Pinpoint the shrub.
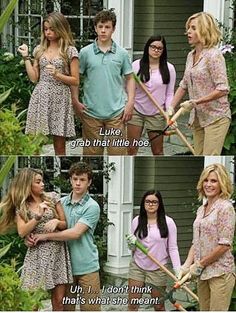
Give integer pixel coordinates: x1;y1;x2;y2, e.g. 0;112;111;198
222;24;236;154
0;244;46;311
0;262;46;310
0;49;33;112
0;106;47;155
0;233;27;270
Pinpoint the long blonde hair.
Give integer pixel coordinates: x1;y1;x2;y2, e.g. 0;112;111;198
0;168;57;234
197;163;233;200
186;12;222;48
34;12;74;67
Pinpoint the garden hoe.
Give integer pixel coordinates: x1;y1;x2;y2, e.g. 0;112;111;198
126;234;199;311
133;73;195;155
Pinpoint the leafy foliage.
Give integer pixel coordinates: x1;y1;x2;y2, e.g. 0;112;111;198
0;262;46;311
0;105;47;155
222;24;236;154
0;49;34;112
0;243;46;311
0;233;27;270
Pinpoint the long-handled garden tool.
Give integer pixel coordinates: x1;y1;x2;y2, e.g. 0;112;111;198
133;73;195;155
126;234;199;305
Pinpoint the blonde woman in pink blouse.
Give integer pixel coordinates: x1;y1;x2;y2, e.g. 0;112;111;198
178;163;235;311
169;12;231;155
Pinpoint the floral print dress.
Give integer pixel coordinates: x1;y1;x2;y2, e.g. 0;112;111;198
25;46;78;137
19;192;73;290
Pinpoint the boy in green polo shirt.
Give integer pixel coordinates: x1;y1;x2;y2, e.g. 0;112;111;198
72;9;135;155
34;162;101;311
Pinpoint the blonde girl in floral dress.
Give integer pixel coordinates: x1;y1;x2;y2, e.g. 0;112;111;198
0;168;73;311
169;12;231;155
177;163;235;311
18;12;79;155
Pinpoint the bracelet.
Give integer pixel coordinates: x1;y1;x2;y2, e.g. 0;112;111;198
34;214;42;221
23;56;31;61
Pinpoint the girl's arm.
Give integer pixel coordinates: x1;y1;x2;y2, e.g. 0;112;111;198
43;201;67;232
16;202;49;238
170;86;187;109
16;213;41;238
54;201;67;230
183;244;195;268
18;44;39;83
24;59;39;83
167;219;181;270
165;64;176;110
48;57;79;86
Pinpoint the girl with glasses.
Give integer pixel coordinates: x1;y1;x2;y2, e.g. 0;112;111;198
127;190;181;311
127;35;176;155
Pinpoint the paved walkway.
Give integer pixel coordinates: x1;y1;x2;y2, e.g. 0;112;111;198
42;114;193;156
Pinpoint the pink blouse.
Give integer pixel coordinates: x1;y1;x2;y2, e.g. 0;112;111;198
133;59;176;115
193;198;235;280
131;215;181;271
179;47;231;127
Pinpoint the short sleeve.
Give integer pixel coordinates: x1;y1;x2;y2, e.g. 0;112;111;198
67;46;79;61
79;48;86;74
77;203;100;229
217;203;235;245
32;45;40;57
131;216;139;233
179;52;191;90
121;51;133;76
46;191;60;205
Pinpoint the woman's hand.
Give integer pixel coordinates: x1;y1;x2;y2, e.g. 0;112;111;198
18;44;29;57
176;265;190;280
24;233;35;247
189;260;204;277
38;201;50;218
45;64;59;77
44;219;59;232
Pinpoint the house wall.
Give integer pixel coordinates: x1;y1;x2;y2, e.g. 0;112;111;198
133;0;204;83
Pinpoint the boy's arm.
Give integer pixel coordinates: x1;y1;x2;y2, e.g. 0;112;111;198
122;73;135;122
34;222;89;242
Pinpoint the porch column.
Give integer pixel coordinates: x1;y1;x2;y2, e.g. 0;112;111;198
203;0;234;29
106;0;134;56
204;156;234;181
105;156;134;275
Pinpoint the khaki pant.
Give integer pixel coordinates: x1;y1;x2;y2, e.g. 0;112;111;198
193;117;230;155
197;273;235;311
81;113;127;155
64;271;101;311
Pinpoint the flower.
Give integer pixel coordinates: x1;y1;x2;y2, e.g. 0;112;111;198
219;44;234;54
3;52;14;61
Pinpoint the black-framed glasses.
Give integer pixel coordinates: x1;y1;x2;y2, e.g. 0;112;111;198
145;200;159;205
149;45;163;52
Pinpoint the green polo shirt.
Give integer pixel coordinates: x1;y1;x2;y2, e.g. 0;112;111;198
79;40;133;119
61;192;100;275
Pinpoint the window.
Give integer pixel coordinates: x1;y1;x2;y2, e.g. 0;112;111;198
15;156;106;199
2;0;106;52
